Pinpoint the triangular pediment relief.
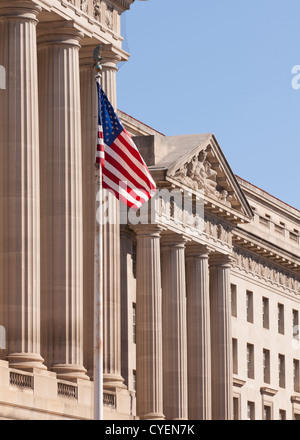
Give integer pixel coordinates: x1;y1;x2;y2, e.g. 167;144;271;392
163;134;253;221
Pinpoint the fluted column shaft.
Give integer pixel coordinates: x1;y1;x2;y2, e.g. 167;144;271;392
101;45;124;390
134;226;164;420
0;1;45;371
161;234;188;420
209;254;233;420
38;23;88;381
80;45;98;379
186;245;212;420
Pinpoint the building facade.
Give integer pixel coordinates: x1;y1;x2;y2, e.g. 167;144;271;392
0;0;300;420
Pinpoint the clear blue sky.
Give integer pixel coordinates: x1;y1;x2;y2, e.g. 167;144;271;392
117;0;300;210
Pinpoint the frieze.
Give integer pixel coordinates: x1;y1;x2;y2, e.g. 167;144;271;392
204;216;232;244
64;0;117;29
233;248;300;295
157;192;232;244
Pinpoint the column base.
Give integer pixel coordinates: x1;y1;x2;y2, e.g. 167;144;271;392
7;352;46;372
103;373;126;391
139;412;165;420
52;364;90;382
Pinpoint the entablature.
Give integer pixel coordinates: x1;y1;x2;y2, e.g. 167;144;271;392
31;0;132;58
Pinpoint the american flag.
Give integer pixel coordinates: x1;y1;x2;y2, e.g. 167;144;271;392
95;80;156;210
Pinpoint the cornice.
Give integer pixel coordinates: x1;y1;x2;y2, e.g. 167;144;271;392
233;227;300;273
108;0;135;11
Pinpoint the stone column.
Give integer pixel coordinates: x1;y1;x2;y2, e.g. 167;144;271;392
0;0;45;371
38;22;88;381
186;244;212;420
101;44;121;108
209;253;233;420
101;44;124;390
79;44;97;379
133;225;164;420
161;234;188;420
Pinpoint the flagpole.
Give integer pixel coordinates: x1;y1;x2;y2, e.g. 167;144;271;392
93;45;103;421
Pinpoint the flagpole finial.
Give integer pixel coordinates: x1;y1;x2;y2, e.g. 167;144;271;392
93;44;103;77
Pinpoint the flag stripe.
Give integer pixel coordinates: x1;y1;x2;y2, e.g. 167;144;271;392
96;84;156;209
113;136;156;192
104;140;155;194
103;153;152;201
102;173;147;209
103;166;149;205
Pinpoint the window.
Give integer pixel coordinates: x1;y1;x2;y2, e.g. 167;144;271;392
293;310;299;340
262;297;269;329
263;349;270;384
231;284;237;317
246;290;253;323
278;303;284;334
247;401;255;420
279;409;286;420
132;243;137;278
233;397;240;420
132;303;136;344
132;370;136;392
294;359;300;392
232;338;238;374
279;354;285;388
247;343;254;379
263;405;272;420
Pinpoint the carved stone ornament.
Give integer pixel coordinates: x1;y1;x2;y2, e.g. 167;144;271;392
105;6;114;29
172;148;233;207
80;0;89;13
233;248;300;295
93;0;101;21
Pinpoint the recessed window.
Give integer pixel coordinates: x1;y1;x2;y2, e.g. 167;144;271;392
232;338;238;375
247;343;254;379
233;397;240;420
132;370;136;392
246;290;254;323
279;409;286;420
263;405;272;420
132;303;136;344
263;349;270;384
294;359;300;392
262;297;269;329
278;303;284;334
247;401;255;420
279;354;285;388
293;309;299;340
231;284;237;317
132;243;137;278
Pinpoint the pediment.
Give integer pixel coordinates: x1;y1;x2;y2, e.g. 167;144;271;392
162;133;253;222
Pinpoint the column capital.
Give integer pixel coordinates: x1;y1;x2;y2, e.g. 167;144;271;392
186;243;213;259
130;224;166;238
209;253;234;268
101;43;122;70
37;21;84;48
161;232;189;250
79;43;97;69
0;0;41;21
